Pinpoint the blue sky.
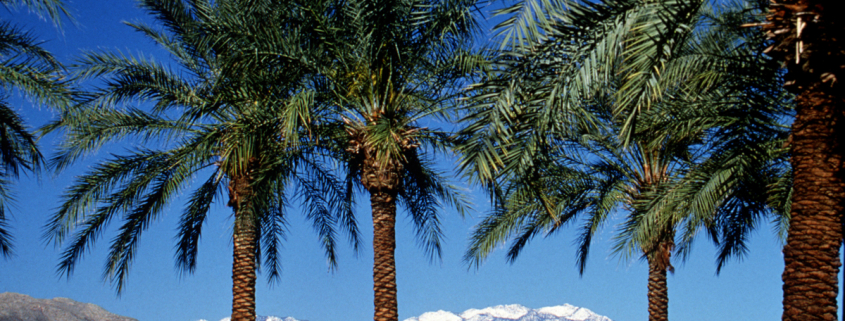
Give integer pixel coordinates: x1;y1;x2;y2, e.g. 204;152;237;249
0;1;821;320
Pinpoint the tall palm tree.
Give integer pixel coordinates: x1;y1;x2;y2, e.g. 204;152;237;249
0;0;73;257
459;1;790;320
311;0;479;320
44;1;358;321
760;0;844;319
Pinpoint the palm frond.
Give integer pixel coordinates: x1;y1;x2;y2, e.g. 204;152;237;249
256;190;289;284
399;150;470;261
0;0;73;26
0;175;13;257
175;172;222;275
104;166;187;293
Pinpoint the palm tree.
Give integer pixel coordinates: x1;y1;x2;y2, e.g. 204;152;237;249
311;0;479;320
759;0;845;319
0;0;73;257
44;1;357;321
458;1;790;320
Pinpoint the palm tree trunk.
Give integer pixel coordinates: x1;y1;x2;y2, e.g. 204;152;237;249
230;175;257;321
647;254;669;321
371;189;399;321
782;87;845;321
762;0;845;319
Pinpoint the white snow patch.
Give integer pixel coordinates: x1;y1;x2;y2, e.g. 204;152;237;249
417;310;463;321
537;304;578;317
569;308;595;321
460;304;529;320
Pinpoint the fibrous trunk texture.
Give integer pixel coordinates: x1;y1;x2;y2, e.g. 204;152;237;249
230;175;257;321
782;87;845;321
647;250;669;321
371;189;399;321
762;0;845;319
360;153;402;321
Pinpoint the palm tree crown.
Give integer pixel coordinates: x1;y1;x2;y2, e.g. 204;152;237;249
45;1;357;320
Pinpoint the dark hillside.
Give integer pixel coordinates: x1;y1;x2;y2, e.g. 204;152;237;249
0;292;137;321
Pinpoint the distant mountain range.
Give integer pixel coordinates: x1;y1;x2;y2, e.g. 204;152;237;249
201;303;612;321
405;304;613;321
1;292;611;321
0;292;137;321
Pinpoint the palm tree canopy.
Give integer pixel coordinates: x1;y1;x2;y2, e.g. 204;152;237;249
312;0;480;258
45;0;359;293
459;0;791;273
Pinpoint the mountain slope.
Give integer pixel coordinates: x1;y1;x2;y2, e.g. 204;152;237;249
0;292;137;321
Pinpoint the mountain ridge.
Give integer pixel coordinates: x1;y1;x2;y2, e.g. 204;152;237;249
200;303;612;321
0;292;137;321
405;304;613;321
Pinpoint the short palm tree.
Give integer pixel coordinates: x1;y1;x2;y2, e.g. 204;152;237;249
45;1;357;321
312;0;479;320
761;0;845;319
0;0;73;257
459;1;790;321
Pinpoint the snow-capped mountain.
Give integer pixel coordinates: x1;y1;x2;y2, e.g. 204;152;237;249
405;304;612;321
197;303;611;321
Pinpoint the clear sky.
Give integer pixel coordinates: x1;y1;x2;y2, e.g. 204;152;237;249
0;1;828;321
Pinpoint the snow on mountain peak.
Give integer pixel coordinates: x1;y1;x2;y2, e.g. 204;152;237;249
405;303;612;321
198;303;612;321
460;304;530;320
537;304;602;321
537;304;578;317
417;310;463;321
